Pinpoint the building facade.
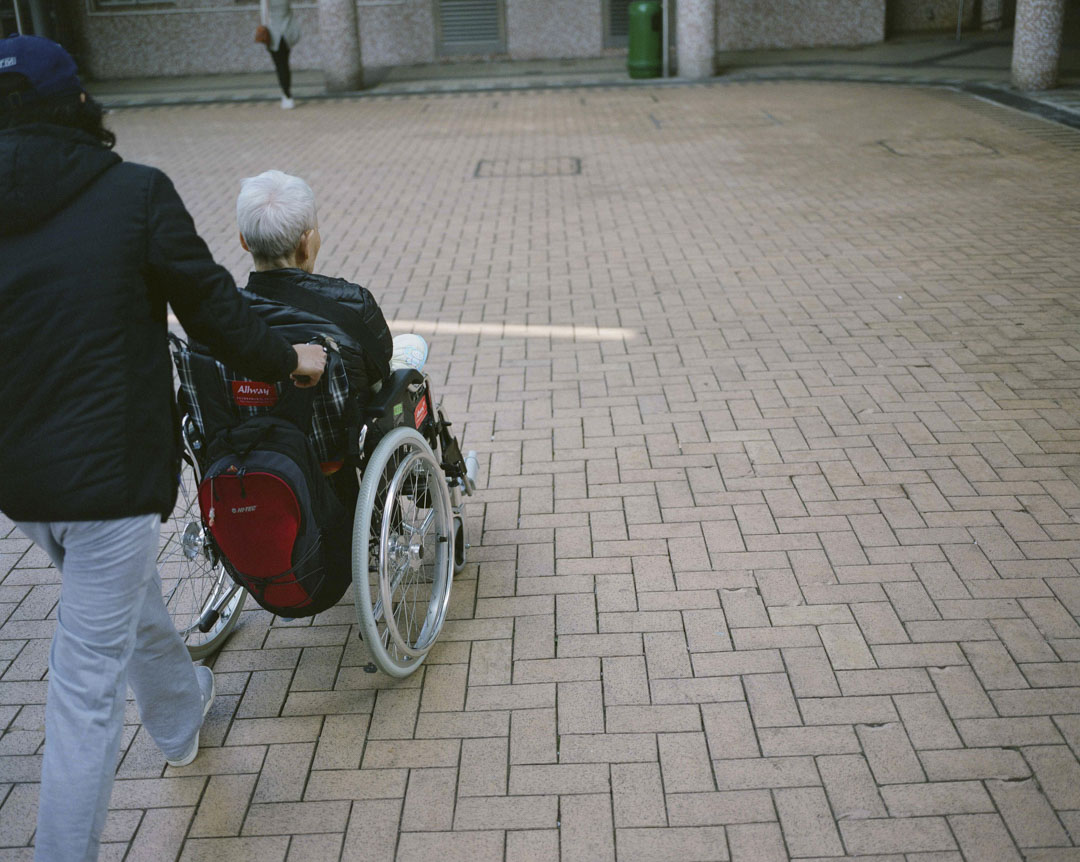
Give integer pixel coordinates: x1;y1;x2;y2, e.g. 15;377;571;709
0;0;881;79
0;0;1036;81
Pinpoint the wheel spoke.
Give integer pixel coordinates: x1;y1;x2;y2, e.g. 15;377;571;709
404;509;436;540
160;454;245;658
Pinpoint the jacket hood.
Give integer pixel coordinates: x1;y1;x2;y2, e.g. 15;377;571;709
0;124;121;235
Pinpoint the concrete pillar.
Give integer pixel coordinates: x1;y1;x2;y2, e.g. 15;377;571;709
28;0;52;39
1011;0;1066;90
675;0;716;79
319;0;363;91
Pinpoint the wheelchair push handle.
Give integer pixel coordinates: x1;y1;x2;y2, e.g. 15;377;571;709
290;341;329;389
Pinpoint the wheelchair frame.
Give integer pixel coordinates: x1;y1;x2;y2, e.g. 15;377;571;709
160;340;476;677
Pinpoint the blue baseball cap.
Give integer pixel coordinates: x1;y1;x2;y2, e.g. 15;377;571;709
0;34;83;109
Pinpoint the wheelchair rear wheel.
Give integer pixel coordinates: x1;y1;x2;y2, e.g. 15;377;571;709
352;427;454;677
159;455;246;660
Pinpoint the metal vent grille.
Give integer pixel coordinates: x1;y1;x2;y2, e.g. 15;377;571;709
956;93;1080;152
605;0;632;47
439;0;502;51
609;0;631;37
906;87;1079;150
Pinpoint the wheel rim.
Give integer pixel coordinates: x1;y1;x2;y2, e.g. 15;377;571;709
159;460;243;649
352;427;456;676
376;449;452;659
357;431;453;670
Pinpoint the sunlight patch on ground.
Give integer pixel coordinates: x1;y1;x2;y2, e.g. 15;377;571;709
168;315;637;342
390;319;637;342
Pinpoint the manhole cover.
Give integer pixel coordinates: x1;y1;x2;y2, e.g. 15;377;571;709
647;112;780;130
475;157;582;178
879;137;998;156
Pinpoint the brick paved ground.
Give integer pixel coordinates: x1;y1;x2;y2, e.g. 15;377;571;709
2;81;1080;860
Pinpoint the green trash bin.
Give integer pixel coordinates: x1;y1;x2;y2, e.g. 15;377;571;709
627;0;662;80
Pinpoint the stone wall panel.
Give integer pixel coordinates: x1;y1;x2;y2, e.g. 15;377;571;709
886;0;976;34
716;0;885;50
506;0;602;60
78;4;321;79
76;0;908;82
360;0;434;67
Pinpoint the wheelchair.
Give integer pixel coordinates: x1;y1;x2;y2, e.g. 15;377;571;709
160;336;476;678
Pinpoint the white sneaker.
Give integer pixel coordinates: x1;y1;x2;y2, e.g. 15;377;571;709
165;666;215;768
280;96;295;110
390;334;429;372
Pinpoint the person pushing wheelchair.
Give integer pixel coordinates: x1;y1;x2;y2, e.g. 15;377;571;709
0;37;329;862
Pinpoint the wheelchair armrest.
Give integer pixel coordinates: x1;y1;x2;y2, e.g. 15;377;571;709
361;368;425;420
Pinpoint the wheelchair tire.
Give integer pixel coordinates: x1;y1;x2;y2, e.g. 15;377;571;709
352;427;454;678
159;455;246;660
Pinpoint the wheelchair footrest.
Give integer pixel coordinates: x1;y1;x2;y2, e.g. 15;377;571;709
464;451;478;495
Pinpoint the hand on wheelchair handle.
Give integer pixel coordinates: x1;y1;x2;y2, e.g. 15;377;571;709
290;343;327;389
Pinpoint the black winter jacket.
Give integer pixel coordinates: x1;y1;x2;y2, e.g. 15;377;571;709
244;269;393;396
0;124;298;523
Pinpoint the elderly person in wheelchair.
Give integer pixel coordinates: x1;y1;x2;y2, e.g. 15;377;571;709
235;170;408;489
167;170;474;678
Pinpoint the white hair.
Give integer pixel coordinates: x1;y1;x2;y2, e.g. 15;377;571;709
236;170;318;263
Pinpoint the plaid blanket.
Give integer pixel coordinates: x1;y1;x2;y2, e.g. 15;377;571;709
173;338;351;464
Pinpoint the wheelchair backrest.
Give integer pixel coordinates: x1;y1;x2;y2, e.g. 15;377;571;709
171;337;348;466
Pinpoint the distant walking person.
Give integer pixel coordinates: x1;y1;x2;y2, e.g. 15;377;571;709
261;0;300;109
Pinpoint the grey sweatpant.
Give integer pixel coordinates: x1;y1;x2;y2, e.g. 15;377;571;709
17;515;203;862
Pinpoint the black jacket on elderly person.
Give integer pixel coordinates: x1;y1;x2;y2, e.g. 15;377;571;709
242;268;393;397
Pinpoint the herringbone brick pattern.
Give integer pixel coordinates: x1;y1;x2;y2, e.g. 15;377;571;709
2;81;1080;860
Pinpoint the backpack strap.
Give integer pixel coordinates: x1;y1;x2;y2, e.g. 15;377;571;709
212;414;281;460
246;278;389;384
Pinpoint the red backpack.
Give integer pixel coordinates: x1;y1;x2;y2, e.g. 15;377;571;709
198;415;350;617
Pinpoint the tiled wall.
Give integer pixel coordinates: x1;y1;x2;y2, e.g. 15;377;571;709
506;0;603;60
885;0;976;34
76;0;895;81
358;0;435;67
76;0;447;79
78;4;322;79
74;0;605;79
716;0;886;51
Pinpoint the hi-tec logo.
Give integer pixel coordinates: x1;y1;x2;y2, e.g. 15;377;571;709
231;505;257;514
0;58;16;70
